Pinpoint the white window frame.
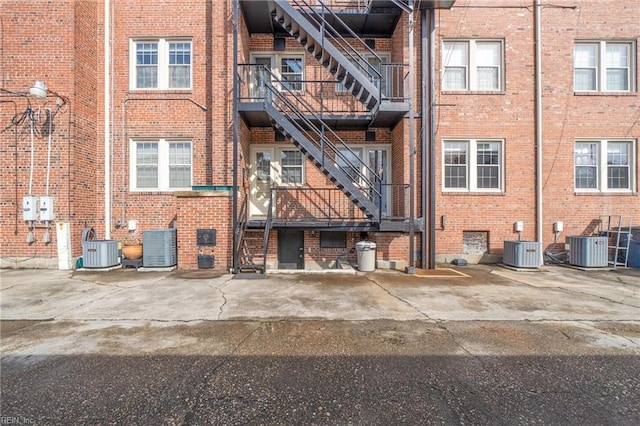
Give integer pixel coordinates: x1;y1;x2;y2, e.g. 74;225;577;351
574;139;636;193
443;139;505;192
129;139;193;191
250;53;305;93
130;38;193;90
442;40;504;92
278;148;305;185
574;41;636;93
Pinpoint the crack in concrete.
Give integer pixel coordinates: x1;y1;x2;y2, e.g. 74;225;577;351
364;275;432;320
179;321;265;423
216;288;227;320
209;276;233;320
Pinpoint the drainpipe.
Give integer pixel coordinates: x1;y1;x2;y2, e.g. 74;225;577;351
407;0;416;274
232;0;239;273
535;0;543;262
104;0;111;239
421;8;436;270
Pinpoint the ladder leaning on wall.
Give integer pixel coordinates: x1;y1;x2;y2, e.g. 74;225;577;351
598;215;633;268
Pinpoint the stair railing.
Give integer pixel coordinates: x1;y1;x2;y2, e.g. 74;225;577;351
234;192;249;272
258;65;382;213
284;0;382;102
262;188;274;272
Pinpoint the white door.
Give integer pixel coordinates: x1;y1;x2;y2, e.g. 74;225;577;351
368;148;389;217
250;55;274;100
250;147;275;217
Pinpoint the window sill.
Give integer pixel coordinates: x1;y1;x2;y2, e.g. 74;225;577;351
442;191;505;195
574;91;637;97
441;90;506;95
574;191;637;196
175;190;232;197
128;89;194;95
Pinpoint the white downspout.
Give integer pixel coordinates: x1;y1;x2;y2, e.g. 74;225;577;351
104;0;111;239
535;0;543;263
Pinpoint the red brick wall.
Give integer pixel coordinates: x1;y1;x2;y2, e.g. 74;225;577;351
0;1;95;264
175;193;233;270
104;0;235;269
538;0;640;248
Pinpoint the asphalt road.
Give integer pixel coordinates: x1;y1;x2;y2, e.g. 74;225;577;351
2;320;639;425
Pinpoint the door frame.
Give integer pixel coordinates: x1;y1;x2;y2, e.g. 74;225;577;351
249;146;275;217
277;229;304;269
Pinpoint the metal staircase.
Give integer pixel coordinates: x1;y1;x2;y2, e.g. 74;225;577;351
235;194;273;277
260;66;382;220
234;0;392;276
269;0;382;111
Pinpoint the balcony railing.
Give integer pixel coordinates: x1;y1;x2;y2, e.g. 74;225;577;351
238;63;407;112
313;0;372;13
271;184;409;223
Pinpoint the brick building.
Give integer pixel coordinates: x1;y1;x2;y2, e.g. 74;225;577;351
1;0;638;272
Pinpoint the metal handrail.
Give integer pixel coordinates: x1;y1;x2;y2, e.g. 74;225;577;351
238;63;407;104
259;65;382;202
272;184;410;222
286;0;382;94
262;189;274;271
234;193;248;272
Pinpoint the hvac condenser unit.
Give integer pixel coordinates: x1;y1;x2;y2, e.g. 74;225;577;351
567;236;608;267
503;240;541;268
82;240;120;268
143;229;177;267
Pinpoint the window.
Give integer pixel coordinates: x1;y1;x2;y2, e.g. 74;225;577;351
130;139;192;191
443;139;503;192
442;40;503;91
337;148;363;184
575;140;635;192
280;150;304;184
320;231;347;248
280;57;303;91
131;39;192;90
574;41;635;92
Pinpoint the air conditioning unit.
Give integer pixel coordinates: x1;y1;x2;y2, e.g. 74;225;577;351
82;240;120;268
567;236;608;267
503;240;541;268
143;229;177;267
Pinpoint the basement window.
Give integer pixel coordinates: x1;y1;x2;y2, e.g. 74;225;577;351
320;231;347;248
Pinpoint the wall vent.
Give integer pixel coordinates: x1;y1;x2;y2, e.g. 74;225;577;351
503;240;541;268
143;229;177;267
567;236;608;267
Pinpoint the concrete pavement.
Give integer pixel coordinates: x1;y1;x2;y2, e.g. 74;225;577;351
1;264;639;323
1;264;639;359
2;265;639;424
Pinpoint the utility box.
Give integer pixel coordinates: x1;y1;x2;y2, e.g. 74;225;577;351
22;196;38;221
503;241;541;268
39;195;55;221
82;240;119;268
567;236;608;267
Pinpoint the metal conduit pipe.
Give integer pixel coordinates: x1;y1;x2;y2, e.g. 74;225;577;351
535;0;544;263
